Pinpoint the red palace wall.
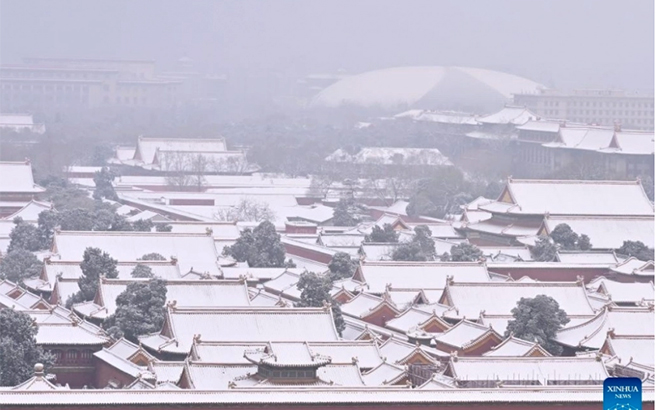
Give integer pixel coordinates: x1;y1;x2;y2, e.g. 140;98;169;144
3;403;652;410
282;243;334;264
93;357;136;388
488;266;609;282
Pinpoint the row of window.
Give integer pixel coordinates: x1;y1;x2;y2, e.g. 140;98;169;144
567;110;653;117
1;84;90;92
565;117;654;125
1;70;113;80
542;100;653;108
51;349;94;364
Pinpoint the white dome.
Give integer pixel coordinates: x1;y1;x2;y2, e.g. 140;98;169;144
309;66;545;113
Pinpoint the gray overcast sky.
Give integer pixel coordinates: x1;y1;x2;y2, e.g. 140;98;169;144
0;0;654;90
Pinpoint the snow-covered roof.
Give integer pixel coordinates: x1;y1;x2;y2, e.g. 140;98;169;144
318;233;365;248
325;147;453;166
609;258;654;277
554;306;654;349
42;260;184;287
79;279;251;319
356;262;491;294
341;292;398;319
182;363;256;389
308;341;383;369
24;307;110;346
448;356;610;385
479;246;532;262
3;200;52;222
222;267;302;282
93;348;154;380
484;335;551;357
587;277;654;305
465;218;541;238
11;364;68;391
361;361;407;386
134;137;228;165
395;109;479;125
360;243;397;262
434;319;500;349
52;231;221;276
543;215;654;249
167;222;241;239
544;127;615;151
0;161;46;194
262;270;303;301
478;106;538;125
603;335;654;367
385;305;452;334
482;179;654;216
310;66;543;111
609;131;655;155
516;120;561;133
139;306;339;355
442;281;596;319
555;251;620;264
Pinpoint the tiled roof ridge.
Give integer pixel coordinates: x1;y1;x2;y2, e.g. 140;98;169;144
508;178;642;186
138;136;227;143
54;231;214;237
167;306;332;314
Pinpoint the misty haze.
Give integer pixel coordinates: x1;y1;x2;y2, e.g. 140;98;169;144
0;1;655;409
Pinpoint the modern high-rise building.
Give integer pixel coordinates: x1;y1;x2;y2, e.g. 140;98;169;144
513;89;654;130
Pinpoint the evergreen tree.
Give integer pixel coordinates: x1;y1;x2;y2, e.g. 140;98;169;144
506;295;570;355
131;264;154;278
392;225;437;261
139;253;167;261
0;308;54;386
296;271;345;336
132;219;154;232
549;224;592;251
67;247;119;307
617;240;654;261
577;234;592;251
332;199;359;226
327;252;357;281
93;167;118;200
7;217;41;253
59;208;95;231
36;210;60;249
103;278;167;342
365;223;399;243
531;237;558;261
155;223;173;232
406;167;475;218
223;221;287;267
441;243;483;262
0;249;44;283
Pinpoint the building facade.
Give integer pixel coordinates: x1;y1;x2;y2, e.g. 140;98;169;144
514;89;654;130
0;58;181;111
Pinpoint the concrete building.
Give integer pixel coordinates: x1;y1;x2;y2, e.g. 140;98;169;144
0;57;182;111
513;89;654;130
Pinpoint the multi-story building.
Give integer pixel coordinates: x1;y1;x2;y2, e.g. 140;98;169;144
514;89;654;130
0;57;182;111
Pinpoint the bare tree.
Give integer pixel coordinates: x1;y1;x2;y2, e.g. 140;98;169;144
308;175;334;199
190;153;208;191
214;198;275;222
162;152;194;188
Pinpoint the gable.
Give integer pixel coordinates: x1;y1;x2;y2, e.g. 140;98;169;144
499;187;514;204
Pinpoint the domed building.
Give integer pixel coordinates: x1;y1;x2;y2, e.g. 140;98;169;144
309;66;544;113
